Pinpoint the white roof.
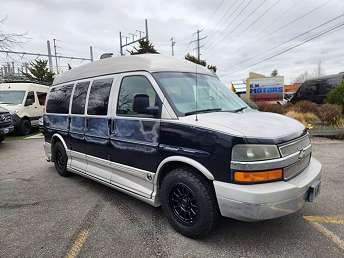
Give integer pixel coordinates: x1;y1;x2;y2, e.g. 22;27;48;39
0;82;49;92
53;54;212;85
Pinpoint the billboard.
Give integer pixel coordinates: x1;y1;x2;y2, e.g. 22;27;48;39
247;76;284;102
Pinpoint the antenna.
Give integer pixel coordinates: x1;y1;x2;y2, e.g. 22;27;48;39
195;63;198;122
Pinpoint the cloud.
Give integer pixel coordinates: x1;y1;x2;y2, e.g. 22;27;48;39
1;0;343;82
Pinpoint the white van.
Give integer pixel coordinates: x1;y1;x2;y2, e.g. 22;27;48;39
0;82;49;135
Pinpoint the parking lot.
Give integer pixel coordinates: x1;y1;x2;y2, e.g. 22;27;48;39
0;137;344;258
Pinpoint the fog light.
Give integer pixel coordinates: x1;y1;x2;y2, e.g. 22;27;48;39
234;169;283;183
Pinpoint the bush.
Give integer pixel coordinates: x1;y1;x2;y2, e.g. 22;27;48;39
257;103;285;114
292;100;318;114
285;111;320;126
326;81;344;112
317;104;342;125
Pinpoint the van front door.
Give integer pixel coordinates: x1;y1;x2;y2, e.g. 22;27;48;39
110;75;162;198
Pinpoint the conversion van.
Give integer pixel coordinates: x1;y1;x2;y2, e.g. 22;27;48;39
0;82;49;135
43;55;322;238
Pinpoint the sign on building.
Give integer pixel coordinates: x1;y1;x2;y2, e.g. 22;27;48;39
247;76;284;102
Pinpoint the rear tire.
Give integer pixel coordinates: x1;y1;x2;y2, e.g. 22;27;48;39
18;118;31;136
160;167;219;239
53;141;70;177
0;135;4;143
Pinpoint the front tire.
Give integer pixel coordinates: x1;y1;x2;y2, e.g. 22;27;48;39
160;167;219;239
53;141;70;177
18;118;31;136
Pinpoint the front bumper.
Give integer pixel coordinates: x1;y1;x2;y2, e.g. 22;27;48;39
214;157;322;221
0;125;14;135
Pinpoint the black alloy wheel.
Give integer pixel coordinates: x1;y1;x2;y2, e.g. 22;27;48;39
169;183;199;226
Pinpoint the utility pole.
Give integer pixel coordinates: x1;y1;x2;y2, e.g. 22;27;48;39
46;40;53;72
119;19;149;56
89;46;94;62
190;29;207;61
170;37;176;56
53;39;59;74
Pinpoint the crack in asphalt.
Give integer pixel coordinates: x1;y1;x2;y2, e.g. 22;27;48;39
0;201;41;209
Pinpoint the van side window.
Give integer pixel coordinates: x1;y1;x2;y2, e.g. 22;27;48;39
117;75;161;118
37;92;47;106
71;81;90;114
46;84;74;114
25;91;35;106
87;78;113;116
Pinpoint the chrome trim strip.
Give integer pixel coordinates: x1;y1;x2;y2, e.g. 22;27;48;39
68;167;159;207
231;144;312;171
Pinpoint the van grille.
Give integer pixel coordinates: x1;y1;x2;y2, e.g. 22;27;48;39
284;154;311;180
279;134;311;157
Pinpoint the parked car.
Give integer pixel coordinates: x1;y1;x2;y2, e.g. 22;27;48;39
42;54;322;238
0;82;49;135
0;106;14;143
291;72;344;104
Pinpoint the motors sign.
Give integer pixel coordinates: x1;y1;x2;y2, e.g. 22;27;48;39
248;76;284;102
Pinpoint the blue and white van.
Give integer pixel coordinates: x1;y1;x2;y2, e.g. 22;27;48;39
43;54;322;238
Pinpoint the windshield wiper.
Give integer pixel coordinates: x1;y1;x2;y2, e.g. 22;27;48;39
233;106;248;113
184;108;222;116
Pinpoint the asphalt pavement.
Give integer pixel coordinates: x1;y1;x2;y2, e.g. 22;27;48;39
0;137;344;258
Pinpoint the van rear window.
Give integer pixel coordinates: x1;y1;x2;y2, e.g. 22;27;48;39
46;84;74;114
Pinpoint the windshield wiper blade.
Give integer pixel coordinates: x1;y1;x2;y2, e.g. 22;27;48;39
184;108;222;116
233;106;248;113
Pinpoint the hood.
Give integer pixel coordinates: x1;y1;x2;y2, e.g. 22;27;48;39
179;110;305;142
0;103;21;113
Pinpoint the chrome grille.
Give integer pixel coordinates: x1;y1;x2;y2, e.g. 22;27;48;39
279;134;311;157
284;154;311;180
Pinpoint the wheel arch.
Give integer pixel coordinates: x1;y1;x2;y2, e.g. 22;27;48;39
155;156;214;189
51;133;68;160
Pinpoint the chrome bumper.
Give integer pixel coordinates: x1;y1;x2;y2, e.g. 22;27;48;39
214;157;322;221
44;141;52;162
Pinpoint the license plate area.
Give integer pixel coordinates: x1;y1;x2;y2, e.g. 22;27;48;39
306;180;321;202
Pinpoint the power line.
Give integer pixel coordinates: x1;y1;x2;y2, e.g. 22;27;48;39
206;0;253;50
205;1;246;48
230;21;344;74
240;0;282;34
221;0;268;41
237;13;344;66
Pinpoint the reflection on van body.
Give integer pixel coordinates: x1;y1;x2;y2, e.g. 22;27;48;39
43;55;322;238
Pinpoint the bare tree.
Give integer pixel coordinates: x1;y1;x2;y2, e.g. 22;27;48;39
0;16;26;50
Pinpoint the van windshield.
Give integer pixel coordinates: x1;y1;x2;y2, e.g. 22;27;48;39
153;72;248;116
0;90;26;105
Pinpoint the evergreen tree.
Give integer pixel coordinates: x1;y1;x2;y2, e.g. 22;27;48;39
129;39;159;55
184;53;217;73
24;59;55;85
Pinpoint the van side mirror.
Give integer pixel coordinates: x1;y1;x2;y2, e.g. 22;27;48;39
25;98;34;106
133;94;159;117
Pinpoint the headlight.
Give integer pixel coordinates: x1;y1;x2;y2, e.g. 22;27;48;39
9;110;18;115
232;144;280;162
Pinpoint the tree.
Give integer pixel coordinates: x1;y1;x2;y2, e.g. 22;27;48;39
129;39;159;55
24;59;55;85
184;53;217;73
326;80;344;112
271;69;278;77
0;16;26;50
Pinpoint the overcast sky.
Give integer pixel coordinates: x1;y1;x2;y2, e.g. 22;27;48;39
1;0;344;84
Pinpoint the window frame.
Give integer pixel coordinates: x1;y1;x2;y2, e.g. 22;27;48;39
86;77;114;117
46;83;75;115
71;81;91;115
116;74;163;119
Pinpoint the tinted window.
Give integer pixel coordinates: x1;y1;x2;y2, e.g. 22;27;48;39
25;91;35;106
87;78;112;115
117;76;161;117
46;84;74;114
37;92;47;106
71;81;90;114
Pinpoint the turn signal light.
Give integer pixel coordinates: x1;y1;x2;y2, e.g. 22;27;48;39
234;169;283;183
